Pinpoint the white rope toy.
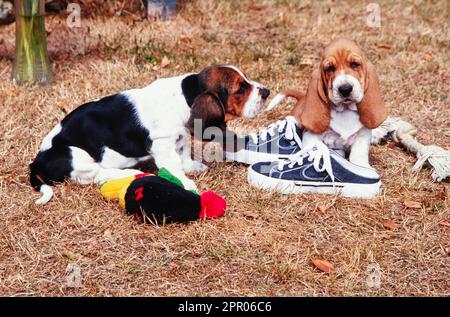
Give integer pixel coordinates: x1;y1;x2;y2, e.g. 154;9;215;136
372;116;450;182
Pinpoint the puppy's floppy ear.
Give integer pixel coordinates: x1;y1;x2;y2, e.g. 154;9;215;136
187;92;226;135
358;61;388;129
299;69;330;133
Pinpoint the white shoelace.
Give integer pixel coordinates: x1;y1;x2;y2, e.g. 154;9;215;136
249;116;302;147
277;141;335;183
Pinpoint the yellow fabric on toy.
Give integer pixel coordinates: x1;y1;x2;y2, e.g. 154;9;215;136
118;185;128;209
100;176;136;201
100;173;155;203
101;173;162;210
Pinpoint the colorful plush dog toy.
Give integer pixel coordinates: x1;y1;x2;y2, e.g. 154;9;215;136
100;168;226;224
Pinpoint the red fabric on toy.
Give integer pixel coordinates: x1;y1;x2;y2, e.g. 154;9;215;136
135;173;151;179
199;191;226;219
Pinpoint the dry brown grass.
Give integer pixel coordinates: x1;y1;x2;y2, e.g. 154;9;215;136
0;0;449;296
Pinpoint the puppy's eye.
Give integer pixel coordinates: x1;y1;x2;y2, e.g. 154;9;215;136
237;83;247;94
325;65;335;73
351;61;360;69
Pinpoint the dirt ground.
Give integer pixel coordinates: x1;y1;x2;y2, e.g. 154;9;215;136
0;0;448;296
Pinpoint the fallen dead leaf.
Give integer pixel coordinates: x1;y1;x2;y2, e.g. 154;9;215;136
311;258;334;273
6;86;20;97
0;174;13;181
445;247;450;255
58;101;71;114
179;34;192;43
435;190;447;201
387;141;397;149
104;229;112;238
383;220;400;230
243;211;259;219
56;52;70;62
161;56;171;68
317;204;327;212
377;43;391;49
249;4;265;11
424;53;433;61
403;200;422;209
62;251;83;261
438;219;450;229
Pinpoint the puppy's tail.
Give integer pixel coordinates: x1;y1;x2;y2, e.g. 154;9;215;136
29;160;54;205
266;89;305;111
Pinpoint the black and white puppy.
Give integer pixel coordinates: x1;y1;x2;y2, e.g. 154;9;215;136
30;65;270;204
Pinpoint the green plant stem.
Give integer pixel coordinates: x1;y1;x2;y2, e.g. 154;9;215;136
14;0;51;84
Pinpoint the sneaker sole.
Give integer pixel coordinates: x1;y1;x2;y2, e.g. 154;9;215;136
225;149;299;165
247;166;381;198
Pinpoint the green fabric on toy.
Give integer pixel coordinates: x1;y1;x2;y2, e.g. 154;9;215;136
157;168;198;194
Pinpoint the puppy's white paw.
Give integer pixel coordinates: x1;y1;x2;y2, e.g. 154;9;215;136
182;178;198;192
371;127;389;145
183;160;208;173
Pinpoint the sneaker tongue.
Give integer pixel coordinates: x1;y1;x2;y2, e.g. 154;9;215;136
331;149;346;157
253;120;287;144
295;123;303;136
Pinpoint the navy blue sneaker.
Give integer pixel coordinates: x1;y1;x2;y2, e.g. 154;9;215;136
226;116;303;165
247;141;381;198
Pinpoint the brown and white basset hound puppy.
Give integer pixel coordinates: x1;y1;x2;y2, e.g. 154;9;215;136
30;65;270;204
271;38;388;167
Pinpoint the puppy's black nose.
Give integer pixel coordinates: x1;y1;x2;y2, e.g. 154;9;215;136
338;84;353;97
260;88;270;99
